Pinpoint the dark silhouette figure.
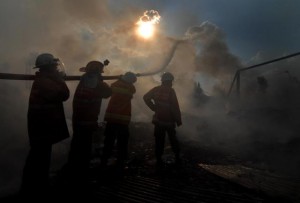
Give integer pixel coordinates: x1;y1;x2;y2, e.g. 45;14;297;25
257;76;268;94
101;72;137;173
20;53;70;198
193;82;209;106
66;61;112;183
143;72;182;166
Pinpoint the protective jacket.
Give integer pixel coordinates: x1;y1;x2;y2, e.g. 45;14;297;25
72;73;112;130
104;79;136;125
27;71;70;145
143;85;182;127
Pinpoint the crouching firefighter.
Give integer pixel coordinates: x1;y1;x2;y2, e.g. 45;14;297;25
143;72;182;166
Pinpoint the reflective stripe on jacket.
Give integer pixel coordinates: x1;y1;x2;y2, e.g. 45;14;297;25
143;85;182;127
104;79;136;125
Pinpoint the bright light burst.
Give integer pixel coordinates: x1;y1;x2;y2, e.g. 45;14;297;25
136;10;161;39
137;22;154;39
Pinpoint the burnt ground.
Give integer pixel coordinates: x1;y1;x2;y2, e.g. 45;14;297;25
1;121;299;202
59;122;299;202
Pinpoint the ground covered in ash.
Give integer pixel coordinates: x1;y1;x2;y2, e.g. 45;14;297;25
82;121;299;202
2;121;299;202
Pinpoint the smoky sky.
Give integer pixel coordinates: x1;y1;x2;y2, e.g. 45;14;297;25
0;0;300;197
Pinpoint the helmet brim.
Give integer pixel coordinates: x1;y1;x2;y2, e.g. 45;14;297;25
33;58;59;69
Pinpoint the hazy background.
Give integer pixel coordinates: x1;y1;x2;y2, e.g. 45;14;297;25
1;0;300;196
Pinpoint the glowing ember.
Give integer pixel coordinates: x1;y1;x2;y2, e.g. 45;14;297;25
136;10;161;39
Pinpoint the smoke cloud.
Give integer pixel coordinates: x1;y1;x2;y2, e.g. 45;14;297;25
0;0;299;197
186;21;242;77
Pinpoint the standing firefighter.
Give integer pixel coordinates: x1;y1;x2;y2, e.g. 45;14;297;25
143;72;182;166
67;60;112;183
101;72;137;173
21;53;70;197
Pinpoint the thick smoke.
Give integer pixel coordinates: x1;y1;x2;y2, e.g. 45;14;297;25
0;0;299;198
171;23;300;178
0;1;187;196
186;21;242;77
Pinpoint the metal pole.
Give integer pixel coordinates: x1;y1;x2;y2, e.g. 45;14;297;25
0;73;121;81
240;52;300;72
227;51;300;96
236;71;240;96
227;72;238;96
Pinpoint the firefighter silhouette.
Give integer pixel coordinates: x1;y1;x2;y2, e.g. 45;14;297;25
21;53;70;197
66;60;112;183
101;72;137;173
143;72;182;166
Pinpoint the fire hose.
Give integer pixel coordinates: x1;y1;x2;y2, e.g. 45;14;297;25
135;39;182;77
0;40;182;81
0;73;121;81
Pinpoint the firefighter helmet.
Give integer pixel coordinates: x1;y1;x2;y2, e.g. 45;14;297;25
121;72;137;84
161;72;174;82
34;53;59;69
80;61;104;73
